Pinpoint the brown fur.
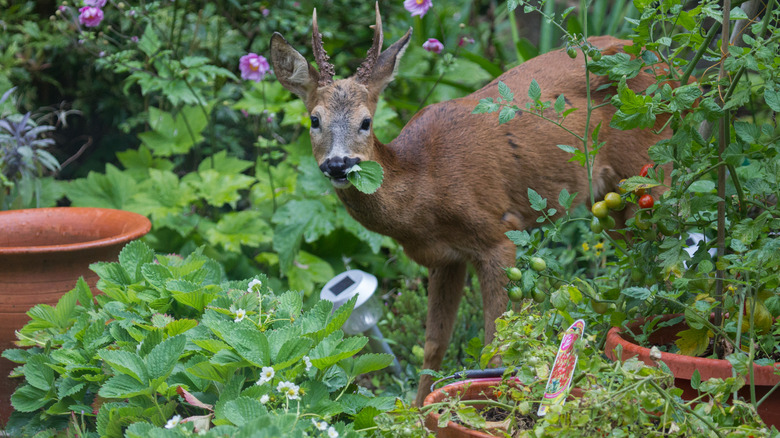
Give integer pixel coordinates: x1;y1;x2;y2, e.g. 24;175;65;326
271;14;671;405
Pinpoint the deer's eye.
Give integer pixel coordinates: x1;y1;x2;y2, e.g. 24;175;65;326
360;117;371;131
310;116;320;129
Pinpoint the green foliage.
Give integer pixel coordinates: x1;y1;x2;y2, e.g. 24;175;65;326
380;307;772;436
2;241;393;437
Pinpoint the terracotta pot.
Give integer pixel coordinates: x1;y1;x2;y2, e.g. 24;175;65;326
0;207;151;424
605;313;780;428
423;378;583;437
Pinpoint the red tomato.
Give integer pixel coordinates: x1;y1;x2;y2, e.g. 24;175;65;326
638;194;654;209
639;164;653;178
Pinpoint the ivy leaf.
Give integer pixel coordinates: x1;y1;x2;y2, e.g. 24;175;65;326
346;160;384;194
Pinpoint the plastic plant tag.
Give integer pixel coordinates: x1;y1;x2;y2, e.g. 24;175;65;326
537;319;585;416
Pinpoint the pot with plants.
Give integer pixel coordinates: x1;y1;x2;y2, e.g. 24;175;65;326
0;207;151;423
414;308;771;438
585;0;780;429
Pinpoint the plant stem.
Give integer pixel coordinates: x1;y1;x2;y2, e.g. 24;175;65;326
713;0;731;353
679;23;721;87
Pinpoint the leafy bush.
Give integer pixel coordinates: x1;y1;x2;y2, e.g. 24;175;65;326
3;241;395;437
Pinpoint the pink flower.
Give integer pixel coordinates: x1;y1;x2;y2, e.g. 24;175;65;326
422;38;444;54
459;36;475;47
84;0;107;7
404;0;433;17
79;6;104;27
239;53;270;82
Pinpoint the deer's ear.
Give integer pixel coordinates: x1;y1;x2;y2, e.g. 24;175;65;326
270;33;320;100
366;28;412;95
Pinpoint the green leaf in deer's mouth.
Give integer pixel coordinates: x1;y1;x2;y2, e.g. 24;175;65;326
346;160;384;194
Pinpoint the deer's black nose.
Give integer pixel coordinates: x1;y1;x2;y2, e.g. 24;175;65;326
320;156;361;179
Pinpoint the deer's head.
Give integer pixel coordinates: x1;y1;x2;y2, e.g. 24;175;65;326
270;4;411;189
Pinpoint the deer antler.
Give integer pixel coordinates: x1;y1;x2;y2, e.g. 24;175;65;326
355;2;384;84
312;8;335;86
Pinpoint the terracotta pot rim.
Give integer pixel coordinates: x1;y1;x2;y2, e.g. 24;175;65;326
423;378;504;438
0;207;151;255
605;314;780;380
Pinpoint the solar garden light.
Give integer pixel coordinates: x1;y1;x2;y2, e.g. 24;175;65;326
320;270;402;376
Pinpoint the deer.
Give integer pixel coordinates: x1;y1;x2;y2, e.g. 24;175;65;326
270;4;671;406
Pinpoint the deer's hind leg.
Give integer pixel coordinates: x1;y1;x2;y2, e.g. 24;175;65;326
474;239;515;345
414;261;468;406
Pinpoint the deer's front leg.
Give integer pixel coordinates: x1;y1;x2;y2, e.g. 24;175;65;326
414;261;467;406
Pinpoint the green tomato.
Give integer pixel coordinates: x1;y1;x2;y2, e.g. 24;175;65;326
634;211;651;230
630;268;644;283
590;216;604;233
532;288;547;303
567;47;577;59
591;299;609;314
507;286;524;302
604;192;624;210
591;201;609;219
656;218;677;236
506;267;523;281
530;257;547;272
598;214;616;230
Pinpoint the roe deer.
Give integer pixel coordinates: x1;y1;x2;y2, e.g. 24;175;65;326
270;4;671;405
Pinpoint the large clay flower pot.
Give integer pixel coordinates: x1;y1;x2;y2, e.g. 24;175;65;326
423;378;509;438
605;313;780;428
423;378;583;437
0;207;151;424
